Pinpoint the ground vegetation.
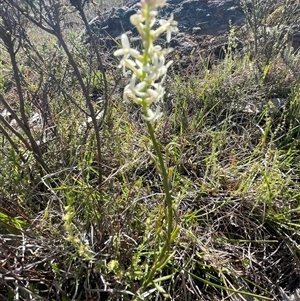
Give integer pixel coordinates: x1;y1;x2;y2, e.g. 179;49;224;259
1;0;300;300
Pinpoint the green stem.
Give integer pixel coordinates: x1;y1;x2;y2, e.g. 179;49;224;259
142;120;174;288
130;1;176;292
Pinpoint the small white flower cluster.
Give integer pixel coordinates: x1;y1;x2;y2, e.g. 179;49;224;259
114;0;178;122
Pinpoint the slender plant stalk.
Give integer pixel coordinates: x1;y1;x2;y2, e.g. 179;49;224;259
113;0;179;293
142;120;174;288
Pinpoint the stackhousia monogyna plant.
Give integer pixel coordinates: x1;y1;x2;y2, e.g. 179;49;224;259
114;0;179;297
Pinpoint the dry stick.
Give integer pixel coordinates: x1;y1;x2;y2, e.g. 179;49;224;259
4;0;55;35
0;4;50;172
0;123;27;164
7;46;50;173
75;5;110;132
51;4;104;185
74;2;111;187
8;0;104;184
0;94;50;173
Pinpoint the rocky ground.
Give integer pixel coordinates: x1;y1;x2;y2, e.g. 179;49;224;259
84;0;300;77
87;0;246;73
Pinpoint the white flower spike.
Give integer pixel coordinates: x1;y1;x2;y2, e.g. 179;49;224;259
114;1;179;287
115;0;178;122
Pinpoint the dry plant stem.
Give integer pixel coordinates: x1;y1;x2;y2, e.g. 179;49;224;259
0;97;33;146
0;9;50;173
75;5;110;132
52;22;104;186
0;84;50;173
57;45;103;182
0;123;27;164
8;46;50;171
251;0;259;58
5;0;104;184
4;0;55;35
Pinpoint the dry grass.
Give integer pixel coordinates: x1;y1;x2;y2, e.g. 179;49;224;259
1;0;300;300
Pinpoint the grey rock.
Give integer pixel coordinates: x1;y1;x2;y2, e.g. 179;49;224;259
88;0;246;51
86;0;300;60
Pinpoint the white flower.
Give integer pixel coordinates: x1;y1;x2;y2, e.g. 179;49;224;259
145;87;164;104
157;13;178;42
159;59;173;77
146;83;165;104
142;106;163;122
123;75;147;104
148;52;165;79
144;52;173;81
124;88;143;104
130;13;145;36
130;12;144;25
118;58;143;77
114;34;140;59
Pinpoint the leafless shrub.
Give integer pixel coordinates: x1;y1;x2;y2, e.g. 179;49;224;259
0;0;113;184
240;0;300;74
